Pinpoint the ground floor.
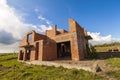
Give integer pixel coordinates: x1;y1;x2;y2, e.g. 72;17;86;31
18;40;75;61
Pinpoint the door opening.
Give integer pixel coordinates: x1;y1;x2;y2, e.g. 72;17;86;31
57;41;71;60
36;42;39;60
27;49;31;60
19;50;24;60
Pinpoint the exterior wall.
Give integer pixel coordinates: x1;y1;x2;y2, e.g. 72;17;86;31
70;33;80;60
37;40;44;61
76;23;86;60
57;29;68;34
20;31;35;46
69;18;83;60
34;33;47;41
52;33;71;43
30;49;36;60
68;18;90;60
42;40;57;60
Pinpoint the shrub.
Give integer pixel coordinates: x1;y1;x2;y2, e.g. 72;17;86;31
86;46;98;59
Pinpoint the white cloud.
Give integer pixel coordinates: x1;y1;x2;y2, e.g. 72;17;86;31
38;15;51;25
38;25;52;33
0;0;36;39
88;32;120;45
34;8;39;13
0;0;52;53
37;15;52;33
0;42;19;53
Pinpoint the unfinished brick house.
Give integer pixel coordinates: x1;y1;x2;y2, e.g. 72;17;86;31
18;18;92;61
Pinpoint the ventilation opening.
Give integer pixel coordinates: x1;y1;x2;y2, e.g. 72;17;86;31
57;41;71;60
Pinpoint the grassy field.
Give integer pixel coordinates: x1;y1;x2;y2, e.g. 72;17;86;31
95;46;120;52
0;54;105;80
94;43;120;52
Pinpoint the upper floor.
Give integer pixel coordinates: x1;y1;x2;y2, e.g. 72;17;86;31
20;18;92;47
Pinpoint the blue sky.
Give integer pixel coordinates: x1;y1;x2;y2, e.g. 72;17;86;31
0;0;120;52
7;0;120;37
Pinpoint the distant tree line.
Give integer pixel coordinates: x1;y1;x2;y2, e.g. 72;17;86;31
94;42;120;47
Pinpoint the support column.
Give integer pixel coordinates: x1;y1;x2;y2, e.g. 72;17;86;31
70;33;80;61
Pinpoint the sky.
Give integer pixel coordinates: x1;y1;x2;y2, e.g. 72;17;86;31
0;0;120;53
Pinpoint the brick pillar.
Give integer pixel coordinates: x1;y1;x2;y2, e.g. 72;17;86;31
38;41;43;61
23;49;27;61
70;33;80;61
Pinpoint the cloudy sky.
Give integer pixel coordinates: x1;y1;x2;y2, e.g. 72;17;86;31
0;0;120;53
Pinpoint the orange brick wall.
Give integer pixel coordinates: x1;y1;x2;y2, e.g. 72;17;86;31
42;40;57;60
70;33;80;60
46;25;56;37
20;35;28;46
34;33;47;41
38;40;44;61
52;33;71;43
57;29;68;34
30;49;36;60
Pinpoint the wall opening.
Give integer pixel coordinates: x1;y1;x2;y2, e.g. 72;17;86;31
26;49;31;60
19;50;24;60
28;34;32;43
57;41;71;60
36;42;39;60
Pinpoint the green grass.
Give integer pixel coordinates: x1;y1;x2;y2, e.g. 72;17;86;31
106;70;120;80
106;58;120;80
106;58;120;67
0;53;105;80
